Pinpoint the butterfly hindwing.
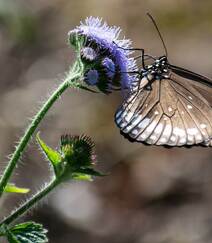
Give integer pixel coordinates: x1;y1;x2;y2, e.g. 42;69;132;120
116;79;166;144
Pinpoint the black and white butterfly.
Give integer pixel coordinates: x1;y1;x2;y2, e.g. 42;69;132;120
115;15;212;147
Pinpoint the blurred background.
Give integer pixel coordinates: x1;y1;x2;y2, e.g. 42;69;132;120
0;0;212;242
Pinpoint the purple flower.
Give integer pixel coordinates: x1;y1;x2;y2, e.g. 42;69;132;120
102;57;115;79
84;69;99;85
81;47;97;62
69;17;137;93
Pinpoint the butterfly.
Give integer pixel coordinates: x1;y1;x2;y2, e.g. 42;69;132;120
115;15;212;147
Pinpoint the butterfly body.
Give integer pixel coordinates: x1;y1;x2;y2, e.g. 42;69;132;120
131;56;169;91
115;56;212;146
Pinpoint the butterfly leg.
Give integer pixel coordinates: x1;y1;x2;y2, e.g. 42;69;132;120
142;77;154;91
112;41;146;68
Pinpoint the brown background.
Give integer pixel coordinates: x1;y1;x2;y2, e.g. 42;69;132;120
0;0;212;242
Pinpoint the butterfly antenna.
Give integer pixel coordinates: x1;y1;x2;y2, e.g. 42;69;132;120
146;12;168;57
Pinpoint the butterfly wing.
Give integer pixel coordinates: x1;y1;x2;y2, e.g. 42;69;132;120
170;64;212;89
170;65;212;106
115;72;212;146
169;71;212;146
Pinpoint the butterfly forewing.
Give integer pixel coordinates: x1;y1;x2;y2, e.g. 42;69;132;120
170;70;212;107
170;64;212;88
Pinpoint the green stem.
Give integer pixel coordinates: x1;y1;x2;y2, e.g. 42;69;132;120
0;178;60;226
0;61;84;197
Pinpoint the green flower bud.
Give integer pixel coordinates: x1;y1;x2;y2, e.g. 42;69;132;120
60;134;95;169
36;133;103;182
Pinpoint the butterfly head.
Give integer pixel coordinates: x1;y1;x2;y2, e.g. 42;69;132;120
145;55;169;78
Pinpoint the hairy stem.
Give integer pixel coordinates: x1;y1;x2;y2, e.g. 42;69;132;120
0;61;84;197
0;178;60;226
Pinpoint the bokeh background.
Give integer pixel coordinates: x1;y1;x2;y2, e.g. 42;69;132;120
0;0;212;242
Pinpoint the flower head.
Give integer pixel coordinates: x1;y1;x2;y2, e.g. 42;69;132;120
69;17;137;93
81;47;97;62
84;69;99;85
102;57;115;79
60;134;95;168
36;133;101;182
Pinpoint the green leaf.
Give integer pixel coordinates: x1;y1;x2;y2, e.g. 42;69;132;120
6;221;48;243
72;172;93;181
72;168;106;181
0;224;6;237
4;184;30;194
36;133;61;167
77;168;106;177
6;231;19;243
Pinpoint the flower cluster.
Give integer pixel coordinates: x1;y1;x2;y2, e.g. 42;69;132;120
69;17;137;93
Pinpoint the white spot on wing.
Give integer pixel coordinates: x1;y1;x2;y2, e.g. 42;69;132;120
131;129;139;135
131;115;142;126
187;128;198;135
120;122;127;128
137;133;147;141
168;107;173;112
154;123;163;134
187;135;194;143
121;111;127;118
202;131;206;136
123;116;142;131
137;120;156;141
159;137;167;143
173;127;186;137
116;117;122;125
150;135;157;140
179;137;186;144
115;110;122;118
200;123;207;129
138;118;150;129
170;136;176;142
146;121;157;133
196;134;202;142
163;124;172;136
157;123;172;144
124;111;134;122
187;105;193;109
123;125;133;133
